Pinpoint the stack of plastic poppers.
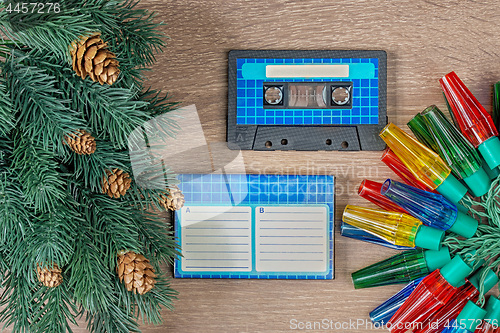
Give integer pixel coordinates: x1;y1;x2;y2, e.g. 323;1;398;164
342;71;500;332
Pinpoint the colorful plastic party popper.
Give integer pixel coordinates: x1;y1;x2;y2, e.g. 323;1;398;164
421;105;491;197
340;222;415;250
440;71;500;170
358;180;409;214
351;247;451;289
380;123;468;205
416;268;499;333
476;296;500;333
370;277;425;325
388;254;475;333
381;147;435;192
441;301;487;333
342;205;445;250
381;179;478;238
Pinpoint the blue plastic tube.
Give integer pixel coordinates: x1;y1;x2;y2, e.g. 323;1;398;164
340;222;415;251
369;276;425;325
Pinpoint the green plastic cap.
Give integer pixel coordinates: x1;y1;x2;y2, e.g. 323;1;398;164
484;296;500;323
468;268;499;293
440;254;474;287
481;159;500;181
414;225;445;251
423;247;451;272
456;202;469;214
449;211;479;239
436;174;468;205
463;167;492;197
478;136;500;170
456;301;487;332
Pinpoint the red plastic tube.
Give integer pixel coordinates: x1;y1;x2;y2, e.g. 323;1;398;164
388;270;458;333
440;71;498;148
381;148;436;192
414;280;479;333
358;180;409;214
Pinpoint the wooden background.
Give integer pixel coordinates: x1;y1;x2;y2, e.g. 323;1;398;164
142;0;500;332
27;0;500;332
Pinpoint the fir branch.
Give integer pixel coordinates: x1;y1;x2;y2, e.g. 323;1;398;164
3;56;84;154
86;302;140;333
0;80;14;137
0;252;8;280
31;284;79;333
68;233;114;314
67;140;129;193
0;139;32;252
0;1;180;331
70;0;166;87
116;274;177;326
77;0;166;68
126;210;180;266
11;134;67;214
114;0;165;67
6;208;78;283
27;211;78;269
81;192;143;270
140;88;179;118
127;145;178;210
0;1;97;63
0;274;38;333
128;186;170;211
136;88;180;145
65;75;149;149
0;167;33;251
7;136;79;275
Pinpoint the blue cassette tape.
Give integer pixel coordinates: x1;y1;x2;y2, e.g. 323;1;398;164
227;50;387;151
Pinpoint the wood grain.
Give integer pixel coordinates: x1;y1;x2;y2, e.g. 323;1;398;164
9;0;500;332
142;1;500;332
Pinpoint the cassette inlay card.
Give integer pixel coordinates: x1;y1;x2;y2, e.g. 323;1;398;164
174;174;335;280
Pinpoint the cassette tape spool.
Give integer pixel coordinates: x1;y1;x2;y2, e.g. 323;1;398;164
227;50;387;151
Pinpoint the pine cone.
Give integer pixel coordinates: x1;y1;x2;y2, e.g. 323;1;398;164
64;129;96;155
70;33;120;85
102;169;132;199
37;263;63;288
159;185;185;211
117;251;157;295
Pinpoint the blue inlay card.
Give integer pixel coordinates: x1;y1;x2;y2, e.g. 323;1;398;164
236;58;379;126
174;174;335;279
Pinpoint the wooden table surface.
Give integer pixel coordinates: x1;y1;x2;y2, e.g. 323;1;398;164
145;0;500;332
30;0;500;332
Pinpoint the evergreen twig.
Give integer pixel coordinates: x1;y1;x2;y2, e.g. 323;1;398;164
0;0;181;331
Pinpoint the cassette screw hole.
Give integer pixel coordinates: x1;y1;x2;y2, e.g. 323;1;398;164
341;141;349;149
326;139;332;146
265;141;273;148
281;139;288;145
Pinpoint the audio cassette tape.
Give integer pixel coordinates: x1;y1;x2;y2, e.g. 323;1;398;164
227;50;387;151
